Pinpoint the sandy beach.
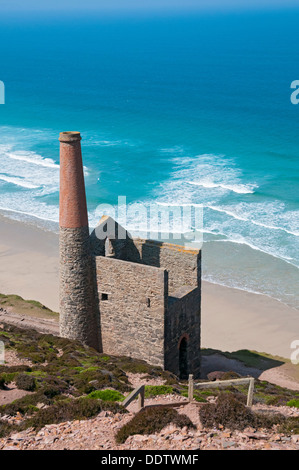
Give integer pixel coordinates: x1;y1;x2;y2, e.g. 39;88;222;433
0;214;298;359
0;215;59;312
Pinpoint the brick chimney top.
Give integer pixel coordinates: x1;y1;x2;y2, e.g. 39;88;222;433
59;131;82;142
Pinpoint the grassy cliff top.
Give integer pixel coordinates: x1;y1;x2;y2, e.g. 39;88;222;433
0;294;58;319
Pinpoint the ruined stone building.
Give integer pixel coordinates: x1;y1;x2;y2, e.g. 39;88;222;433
59;131;201;378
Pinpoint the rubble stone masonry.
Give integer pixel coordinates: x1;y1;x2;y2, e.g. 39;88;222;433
60;226;101;351
96;256;168;367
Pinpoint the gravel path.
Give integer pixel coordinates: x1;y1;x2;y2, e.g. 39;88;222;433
0;310;59;336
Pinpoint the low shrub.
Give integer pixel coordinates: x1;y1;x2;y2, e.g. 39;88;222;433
40;376;68;398
0;376;5;390
87;390;125;402
199;393;284;431
0;365;31;375
279;417;299;435
180;391;207;403
144;385;175;398
286;399;299;408
99;356;110;362
0;421;15;438
116;407;195;444
16;373;36;392
1;372;18;385
28;371;47;378
118;358;178;385
200;393;255;430
221;371;241;380
23;398;127;431
119;362;152;375
0;391;51;416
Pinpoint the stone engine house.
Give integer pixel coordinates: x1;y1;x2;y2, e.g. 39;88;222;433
59;131;201;379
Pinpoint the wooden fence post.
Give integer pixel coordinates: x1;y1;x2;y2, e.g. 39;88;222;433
138;385;145;411
123;384;145;410
188;374;194;402
247;378;254;407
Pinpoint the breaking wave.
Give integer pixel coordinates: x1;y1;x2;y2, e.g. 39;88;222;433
0;174;39;189
6;151;59;169
187;180;256;194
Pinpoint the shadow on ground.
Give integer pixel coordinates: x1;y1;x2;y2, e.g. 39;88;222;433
201;348;285;378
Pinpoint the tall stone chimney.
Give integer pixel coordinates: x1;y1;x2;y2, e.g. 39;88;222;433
59;131;100;350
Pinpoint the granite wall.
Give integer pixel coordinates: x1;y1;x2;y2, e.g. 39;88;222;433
96;256;168;367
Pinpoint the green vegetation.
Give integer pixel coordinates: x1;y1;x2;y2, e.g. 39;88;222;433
286;399;299;408
117;359;178;384
0;421;14;439
184;374;299;408
118;361;153;375
144;384;211;402
0;323;177;438
227;350;286;368
0;366;30;387
197;389;299;435
141;371;299;407
100;356;110;362
16;373;36;392
87;390;125;402
0;323;135;436
180;390;207;403
253;381;299;406
144;385;175;398
199;393;284;431
26;371;47;378
201;348;286;369
220;371;242;380
0;376;5;390
0;294;58;319
23;398;126;432
116;407;195;444
0;397;127;435
1;322;299;441
278;417;299;435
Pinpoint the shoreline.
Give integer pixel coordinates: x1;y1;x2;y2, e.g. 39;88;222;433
2;208;298;310
0;214;298;359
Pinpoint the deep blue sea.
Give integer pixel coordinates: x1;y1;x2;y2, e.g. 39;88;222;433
0;10;298;307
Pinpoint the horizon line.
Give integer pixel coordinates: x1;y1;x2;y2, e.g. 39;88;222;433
1;4;299;15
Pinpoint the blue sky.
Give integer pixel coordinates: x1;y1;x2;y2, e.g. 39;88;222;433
1;0;299;12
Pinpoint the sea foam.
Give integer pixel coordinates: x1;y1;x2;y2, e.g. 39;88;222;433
0;174;39;189
187;180;256;194
6;151;60;169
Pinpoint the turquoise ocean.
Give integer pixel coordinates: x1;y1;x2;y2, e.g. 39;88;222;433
0;9;298;308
